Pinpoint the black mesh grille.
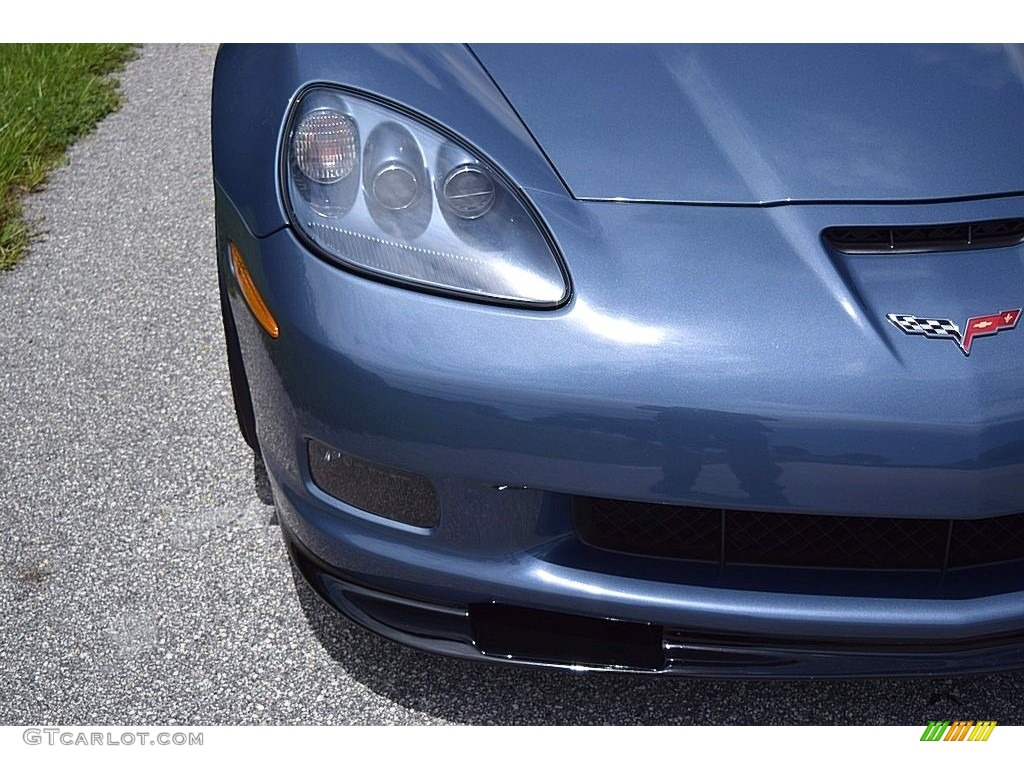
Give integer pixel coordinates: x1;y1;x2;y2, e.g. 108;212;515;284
577;498;720;561
823;218;1024;254
573;497;1024;572
950;515;1024;568
725;510;947;569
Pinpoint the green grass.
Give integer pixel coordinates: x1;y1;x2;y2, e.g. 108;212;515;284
0;43;138;269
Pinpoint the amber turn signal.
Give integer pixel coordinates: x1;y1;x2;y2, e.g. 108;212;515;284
229;241;279;339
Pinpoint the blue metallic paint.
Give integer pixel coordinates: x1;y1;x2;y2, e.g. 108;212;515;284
214;44;1024;676
472;44;1024;204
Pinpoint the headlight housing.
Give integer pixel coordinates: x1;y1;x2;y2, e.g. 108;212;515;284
282;86;569;307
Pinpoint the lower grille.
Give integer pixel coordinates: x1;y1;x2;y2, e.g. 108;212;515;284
573;497;1024;571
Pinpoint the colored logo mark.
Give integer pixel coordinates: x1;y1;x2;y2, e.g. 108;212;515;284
920;720;997;741
887;309;1021;356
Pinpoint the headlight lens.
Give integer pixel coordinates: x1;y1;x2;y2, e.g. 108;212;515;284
283;87;569;306
442;165;496;219
292;109;359;184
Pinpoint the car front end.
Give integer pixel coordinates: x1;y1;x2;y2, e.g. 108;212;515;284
213;43;1024;677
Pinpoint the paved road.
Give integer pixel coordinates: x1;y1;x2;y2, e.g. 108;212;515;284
2;44;1024;725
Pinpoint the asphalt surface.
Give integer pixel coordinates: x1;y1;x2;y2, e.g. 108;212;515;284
3;43;1024;725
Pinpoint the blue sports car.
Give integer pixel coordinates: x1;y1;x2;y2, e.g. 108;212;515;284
213;44;1024;677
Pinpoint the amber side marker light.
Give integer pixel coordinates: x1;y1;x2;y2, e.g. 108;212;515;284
229;241;279;339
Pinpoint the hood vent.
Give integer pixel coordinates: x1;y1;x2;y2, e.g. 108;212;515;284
824;218;1024;255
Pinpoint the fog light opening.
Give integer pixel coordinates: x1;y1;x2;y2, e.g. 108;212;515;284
307;439;439;528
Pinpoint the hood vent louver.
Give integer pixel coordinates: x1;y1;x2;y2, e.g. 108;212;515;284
824;218;1024;255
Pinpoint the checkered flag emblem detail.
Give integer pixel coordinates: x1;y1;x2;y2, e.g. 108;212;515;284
886;314;962;343
887;309;1021;356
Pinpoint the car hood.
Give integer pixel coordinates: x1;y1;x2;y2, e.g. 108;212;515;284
471;44;1024;204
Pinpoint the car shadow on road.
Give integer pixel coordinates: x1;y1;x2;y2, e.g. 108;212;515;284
289;565;1024;725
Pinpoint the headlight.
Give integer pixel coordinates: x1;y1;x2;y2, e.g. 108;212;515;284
283;87;570;307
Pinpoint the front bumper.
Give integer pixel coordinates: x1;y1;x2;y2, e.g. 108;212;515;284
217;184;1024;677
285;527;1024;678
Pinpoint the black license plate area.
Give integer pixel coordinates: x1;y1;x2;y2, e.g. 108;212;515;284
469;603;665;671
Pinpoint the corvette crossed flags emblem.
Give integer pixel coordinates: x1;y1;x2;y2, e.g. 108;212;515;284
887;309;1021;356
